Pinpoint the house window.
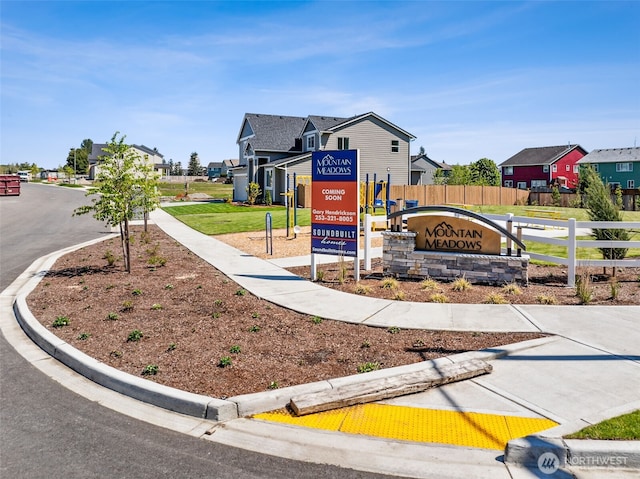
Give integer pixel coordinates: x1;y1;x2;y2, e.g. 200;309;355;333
616;162;633;172
265;169;273;189
517;181;527;190
307;135;315;150
503;166;513;176
552;164;557;173
531;179;547;188
628;180;635;189
573;165;579;173
391;140;399;153
543;165;549;173
566;165;570;171
593;164;598;172
337;137;350;150
504;180;513;187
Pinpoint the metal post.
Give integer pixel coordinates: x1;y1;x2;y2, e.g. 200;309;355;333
364;214;372;270
567;218;576;287
365;173;369;214
506;213;513;256
265;213;273;255
285;174;290;238
293;172;298;238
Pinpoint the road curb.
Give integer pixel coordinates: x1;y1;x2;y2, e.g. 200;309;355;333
505;434;640;470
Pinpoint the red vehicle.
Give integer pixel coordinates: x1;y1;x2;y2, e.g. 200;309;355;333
0;175;21;196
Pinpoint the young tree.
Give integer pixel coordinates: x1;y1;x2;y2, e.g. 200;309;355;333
187;152;201;176
581;165;629;272
74;132;160;272
167;159;174;176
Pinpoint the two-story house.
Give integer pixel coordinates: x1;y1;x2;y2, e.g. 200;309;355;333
207;159;239;180
233;112;416;202
88;143;169;179
410;153;452;185
576;147;639;190
499;145;587;190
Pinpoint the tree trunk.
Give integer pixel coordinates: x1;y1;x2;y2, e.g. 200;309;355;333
119;222;126;271
123;217;131;273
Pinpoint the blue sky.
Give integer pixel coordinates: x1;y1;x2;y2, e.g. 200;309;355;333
1;1;639;170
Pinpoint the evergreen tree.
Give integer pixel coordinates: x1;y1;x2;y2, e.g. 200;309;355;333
187;152;201;176
581;166;629;267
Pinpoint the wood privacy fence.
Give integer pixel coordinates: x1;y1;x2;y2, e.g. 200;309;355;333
529;189;640;210
388;185;530;206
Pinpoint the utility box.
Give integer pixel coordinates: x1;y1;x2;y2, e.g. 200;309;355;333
0;175;21;196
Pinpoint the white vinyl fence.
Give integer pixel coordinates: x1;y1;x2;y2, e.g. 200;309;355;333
479;214;640;287
364;213;640;287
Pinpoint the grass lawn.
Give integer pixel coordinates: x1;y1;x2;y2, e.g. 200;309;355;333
158;181;233;199
163;203;311;235
163;202;640;261
565;410;640;440
471;204;640;222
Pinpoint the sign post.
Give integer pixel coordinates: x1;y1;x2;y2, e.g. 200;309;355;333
311;150;360;281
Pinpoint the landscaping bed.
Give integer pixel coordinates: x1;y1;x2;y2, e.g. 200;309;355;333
27;225;547;398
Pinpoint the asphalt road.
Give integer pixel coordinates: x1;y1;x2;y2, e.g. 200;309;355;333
0;184;395;479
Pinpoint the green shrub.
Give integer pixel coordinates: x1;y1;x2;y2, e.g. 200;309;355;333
357;362;380;373
142;364;159;376
127;329;143;342
218;356;232;368
52;316;70;328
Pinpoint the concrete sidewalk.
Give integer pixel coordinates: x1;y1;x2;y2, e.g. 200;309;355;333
3;208;638;479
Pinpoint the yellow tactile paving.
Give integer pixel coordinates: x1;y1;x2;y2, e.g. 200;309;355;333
253;404;558;451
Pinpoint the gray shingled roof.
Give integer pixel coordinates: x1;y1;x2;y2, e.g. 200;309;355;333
411;154;452;171
305;115;349;133
241;113;306;152
577;147;640;164
500;145;584;167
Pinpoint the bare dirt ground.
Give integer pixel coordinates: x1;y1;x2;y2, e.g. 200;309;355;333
27;225;637;399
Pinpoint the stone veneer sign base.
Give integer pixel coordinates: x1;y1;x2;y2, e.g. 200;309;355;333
383;231;529;285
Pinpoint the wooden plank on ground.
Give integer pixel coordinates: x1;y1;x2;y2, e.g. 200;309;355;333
289;358;492;416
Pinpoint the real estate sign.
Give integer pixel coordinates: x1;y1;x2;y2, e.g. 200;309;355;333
311;150;360;257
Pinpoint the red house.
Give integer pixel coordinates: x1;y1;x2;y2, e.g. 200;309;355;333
499;145;587;190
